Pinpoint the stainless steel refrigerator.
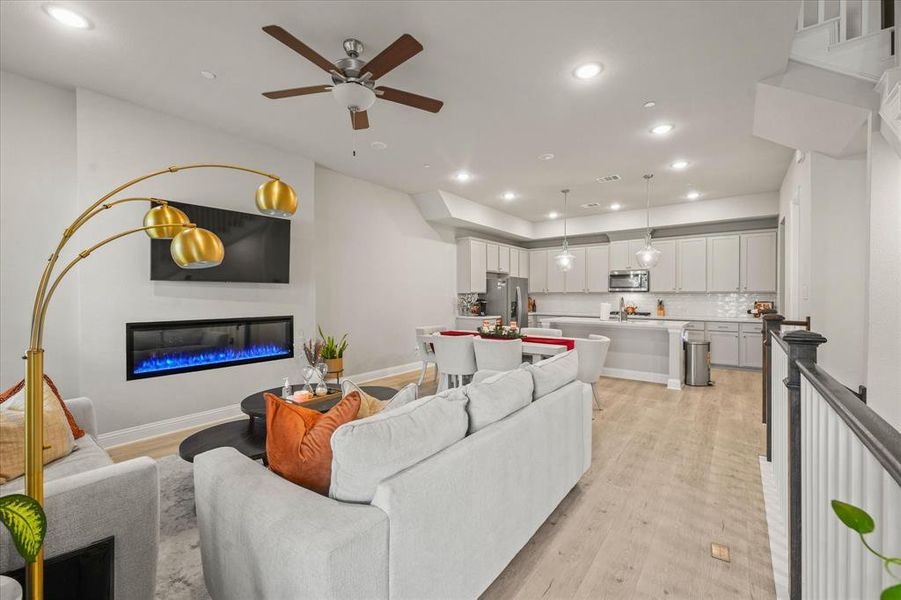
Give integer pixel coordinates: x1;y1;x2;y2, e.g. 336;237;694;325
485;275;529;326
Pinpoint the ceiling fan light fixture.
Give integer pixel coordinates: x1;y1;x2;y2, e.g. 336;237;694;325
331;82;376;112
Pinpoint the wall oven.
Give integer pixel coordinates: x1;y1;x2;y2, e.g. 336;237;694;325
608;270;649;292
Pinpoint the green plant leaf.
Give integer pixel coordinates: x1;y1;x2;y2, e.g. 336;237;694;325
0;494;47;563
831;500;875;534
881;584;901;600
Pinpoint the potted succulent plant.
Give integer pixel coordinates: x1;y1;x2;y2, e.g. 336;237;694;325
318;326;348;376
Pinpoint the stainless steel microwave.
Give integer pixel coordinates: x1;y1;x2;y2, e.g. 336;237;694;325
609;270;649;292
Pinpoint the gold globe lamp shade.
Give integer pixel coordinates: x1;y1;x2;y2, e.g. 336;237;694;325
143;204;190;239
170;227;225;269
256;179;297;217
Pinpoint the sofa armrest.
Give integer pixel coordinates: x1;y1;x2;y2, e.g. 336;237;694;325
0;457;159;600
63;396;97;438
194;447;389;600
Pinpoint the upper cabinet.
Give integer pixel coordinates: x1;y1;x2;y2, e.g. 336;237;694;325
498;245;510;274
741;232;777;292
676;238;707;292
586;246;610;292
529;249;548;293
545;248;566;293
707;235;741;293
649;240;676;293
509;249;519;277
456;239;487;293
609;239;648;270
518;250;529;280
486;243;499;272
564;247;587;293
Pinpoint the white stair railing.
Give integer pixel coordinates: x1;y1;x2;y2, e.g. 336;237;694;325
797;0;891;43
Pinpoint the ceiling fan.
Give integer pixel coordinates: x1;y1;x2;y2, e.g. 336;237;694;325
261;25;444;130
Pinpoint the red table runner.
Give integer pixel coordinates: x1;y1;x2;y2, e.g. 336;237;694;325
440;330;575;351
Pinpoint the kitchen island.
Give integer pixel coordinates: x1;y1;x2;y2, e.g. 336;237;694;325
547;317;688;390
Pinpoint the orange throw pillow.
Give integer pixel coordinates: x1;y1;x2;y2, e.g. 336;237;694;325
265;391;361;495
1;375;85;439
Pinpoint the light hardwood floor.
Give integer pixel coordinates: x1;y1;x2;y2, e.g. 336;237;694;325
108;367;774;600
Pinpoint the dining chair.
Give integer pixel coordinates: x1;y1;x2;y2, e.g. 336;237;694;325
473;337;524;372
520;327;563;337
414;326;447;386
431;334;477;391
575;335;611;410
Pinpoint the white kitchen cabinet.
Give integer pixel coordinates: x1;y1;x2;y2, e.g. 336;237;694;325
586;245;609;292
509;248;519;277
740;331;763;368
498;245;510;274
519;250;529;280
564;247;587;292
456;239;487;293
741;232;777;292
609;241;630;270
649;240;676;292
708;330;740;366
707;235;740;292
486;243;499;272
546;249;565;292
529;249;548;293
676;238;707;292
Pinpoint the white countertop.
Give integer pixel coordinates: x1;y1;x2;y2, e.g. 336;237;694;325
530;311;762;324
456;314;501;320
546;316;689;331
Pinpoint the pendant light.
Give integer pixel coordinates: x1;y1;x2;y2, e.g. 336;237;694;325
555;189;575;272
635;173;661;268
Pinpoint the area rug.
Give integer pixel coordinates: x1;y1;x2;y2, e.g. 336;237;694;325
155;455;210;600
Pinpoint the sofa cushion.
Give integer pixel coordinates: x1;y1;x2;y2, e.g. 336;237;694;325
465;369;534;433
330;388;468;503
265;392;360;495
0;433;111;494
525;349;579;399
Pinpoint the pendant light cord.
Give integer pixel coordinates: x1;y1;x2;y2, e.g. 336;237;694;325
643;174;653;243
561;188;570;249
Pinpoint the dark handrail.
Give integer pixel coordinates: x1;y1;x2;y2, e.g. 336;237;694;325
797;360;901;486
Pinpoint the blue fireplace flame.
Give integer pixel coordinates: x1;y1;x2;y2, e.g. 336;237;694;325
133;343;291;374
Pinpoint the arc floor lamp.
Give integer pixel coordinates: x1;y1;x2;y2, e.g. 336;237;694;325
21;163;297;599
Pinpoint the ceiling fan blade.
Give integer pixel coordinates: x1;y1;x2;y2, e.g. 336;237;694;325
262;25;339;74
351;110;370;130
262;85;332;99
375;86;443;113
362;34;423;79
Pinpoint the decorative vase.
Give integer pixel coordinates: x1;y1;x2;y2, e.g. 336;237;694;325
326;357;343;375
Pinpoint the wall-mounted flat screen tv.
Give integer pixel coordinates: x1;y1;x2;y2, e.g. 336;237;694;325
150;201;290;283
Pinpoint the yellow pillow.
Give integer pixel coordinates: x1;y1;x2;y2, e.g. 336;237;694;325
0;385;75;483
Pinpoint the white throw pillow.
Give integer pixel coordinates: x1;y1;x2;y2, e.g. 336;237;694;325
329;387;468;503
464;369;534;433
525;349;579;400
340;380;418;415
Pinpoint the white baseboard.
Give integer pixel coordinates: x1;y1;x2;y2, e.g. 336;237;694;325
601;367;669;386
759;456;789;600
98;361;423;449
99;402;244;449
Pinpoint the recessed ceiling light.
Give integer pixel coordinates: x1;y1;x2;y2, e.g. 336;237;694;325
502;191;517;201
548;211;559;219
610;203;622;210
454;171;472;182
538;153;555;161
670;160;689;170
43;4;91;29
643;100;657;108
370;141;388;150
650;123;674;136
686;191;701;200
573;62;603;80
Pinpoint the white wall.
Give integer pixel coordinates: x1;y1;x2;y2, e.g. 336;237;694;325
865;134;901;428
315;167;457;376
71;89;316;434
0;71;80;392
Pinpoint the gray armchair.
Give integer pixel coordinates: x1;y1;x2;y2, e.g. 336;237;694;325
0;397;159;600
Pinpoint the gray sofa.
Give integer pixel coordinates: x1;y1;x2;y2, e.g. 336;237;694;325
194;351;592;599
0;397;159;600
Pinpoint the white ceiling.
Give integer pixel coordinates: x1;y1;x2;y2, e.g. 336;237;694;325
0;1;798;221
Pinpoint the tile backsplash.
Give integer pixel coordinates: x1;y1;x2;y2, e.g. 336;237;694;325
531;292;776;318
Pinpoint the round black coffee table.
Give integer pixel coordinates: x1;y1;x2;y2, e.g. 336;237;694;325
178;384;398;463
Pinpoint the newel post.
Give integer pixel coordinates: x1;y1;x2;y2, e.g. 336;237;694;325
762;314;785;459
782;329;827;600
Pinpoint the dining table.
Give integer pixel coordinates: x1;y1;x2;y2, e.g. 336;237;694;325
418;331;571;362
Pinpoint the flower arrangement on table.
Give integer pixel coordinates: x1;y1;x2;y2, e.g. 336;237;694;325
478;319;523;339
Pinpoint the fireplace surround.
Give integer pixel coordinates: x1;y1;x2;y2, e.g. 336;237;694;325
126;316;293;380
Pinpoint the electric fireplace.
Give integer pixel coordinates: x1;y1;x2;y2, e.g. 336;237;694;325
126;316;293;380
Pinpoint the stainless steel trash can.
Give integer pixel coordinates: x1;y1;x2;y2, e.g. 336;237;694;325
684;340;712;386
